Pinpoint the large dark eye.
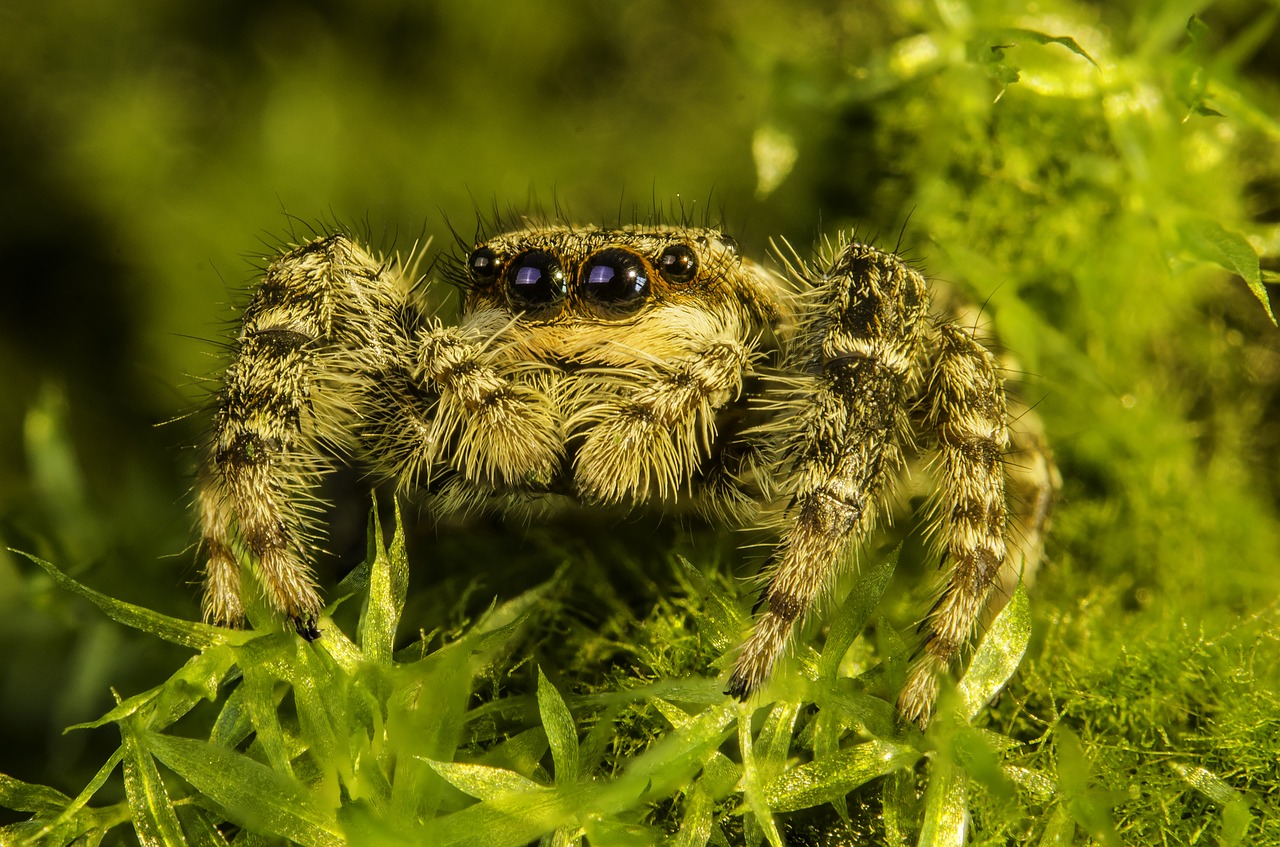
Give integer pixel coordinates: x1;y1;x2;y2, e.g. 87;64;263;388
657;243;698;283
506;250;567;309
582;248;650;310
468;246;500;286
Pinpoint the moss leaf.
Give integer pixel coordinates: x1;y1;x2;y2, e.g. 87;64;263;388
420;759;548;800
145;731;343;847
359;500;409;663
0;774;72;815
1178;218;1276;325
957;583;1031;721
761;740;919;813
536;668;580;785
120;716;189;847
13;550;244;650
818;545;899;680
917;757;968;847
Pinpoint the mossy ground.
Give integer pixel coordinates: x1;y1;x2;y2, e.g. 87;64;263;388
2;1;1279;844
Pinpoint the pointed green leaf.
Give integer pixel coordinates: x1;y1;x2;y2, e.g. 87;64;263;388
737;711;784;847
175;806;234;847
420;759;548;800
69;647;237;734
754;701;800;786
576;703;621;776
290;642;343;780
673;556;745;652
1179;218;1276;325
1037;805;1076;846
651;699;741;798
13;550;243;650
1168;762;1252;846
0;774;71;814
615;702;737;799
957;584;1031;721
14;749;125;846
240;664;293;776
209;684;253;749
359;500;409;662
412;782;603;847
672;785;714;847
120;716;188;847
1002;28;1099;67
537;668;580;785
819;546;899;679
917;757;968;847
880;767;917;846
145;731;342;847
762;740;918;812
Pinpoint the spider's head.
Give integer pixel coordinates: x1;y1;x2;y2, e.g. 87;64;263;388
457;226;780;325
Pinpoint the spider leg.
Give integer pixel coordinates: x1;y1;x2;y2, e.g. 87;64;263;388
727;242;929;699
572;319;754;505
897;323;1011;727
198;235;409;632
362;324;563;492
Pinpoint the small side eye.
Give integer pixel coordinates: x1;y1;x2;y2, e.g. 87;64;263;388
657;243;698;283
507;250;567;309
582;248;650;311
468;246;500;286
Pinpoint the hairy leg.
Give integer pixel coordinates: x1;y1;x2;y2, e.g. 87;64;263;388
199;235;407;631
897;323;1010;726
360;324;564;492
571;319;754;505
728;241;929;698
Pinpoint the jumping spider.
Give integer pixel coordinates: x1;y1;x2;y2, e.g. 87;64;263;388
197;223;1058;726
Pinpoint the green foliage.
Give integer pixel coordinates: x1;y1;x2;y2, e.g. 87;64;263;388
3;0;1280;844
2;523;1044;846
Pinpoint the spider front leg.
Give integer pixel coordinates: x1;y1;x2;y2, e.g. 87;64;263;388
727;242;929;699
362;324;564;492
198;235;407;633
896;323;1011;727
572;315;754;504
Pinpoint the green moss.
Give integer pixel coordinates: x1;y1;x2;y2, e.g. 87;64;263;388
3;0;1280;844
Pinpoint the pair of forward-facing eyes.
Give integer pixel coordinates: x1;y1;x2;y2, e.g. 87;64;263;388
464;242;705;313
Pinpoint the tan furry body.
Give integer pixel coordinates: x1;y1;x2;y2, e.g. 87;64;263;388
198;225;1058;726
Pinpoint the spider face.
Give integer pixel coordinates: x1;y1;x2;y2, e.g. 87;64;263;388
460;228;765;323
196;223;1058;727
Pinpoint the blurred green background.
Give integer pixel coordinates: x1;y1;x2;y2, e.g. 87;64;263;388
2;0;1279;837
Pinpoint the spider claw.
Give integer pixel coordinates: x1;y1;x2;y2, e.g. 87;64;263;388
293;615;322;642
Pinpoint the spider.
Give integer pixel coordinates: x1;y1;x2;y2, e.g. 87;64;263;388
196;223;1058;726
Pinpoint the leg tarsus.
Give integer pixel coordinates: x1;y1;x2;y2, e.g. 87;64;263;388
293;614;322;641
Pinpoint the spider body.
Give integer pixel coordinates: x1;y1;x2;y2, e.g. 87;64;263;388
197;224;1057;726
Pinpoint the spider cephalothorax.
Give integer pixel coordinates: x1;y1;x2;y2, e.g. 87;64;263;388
197;224;1057;726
